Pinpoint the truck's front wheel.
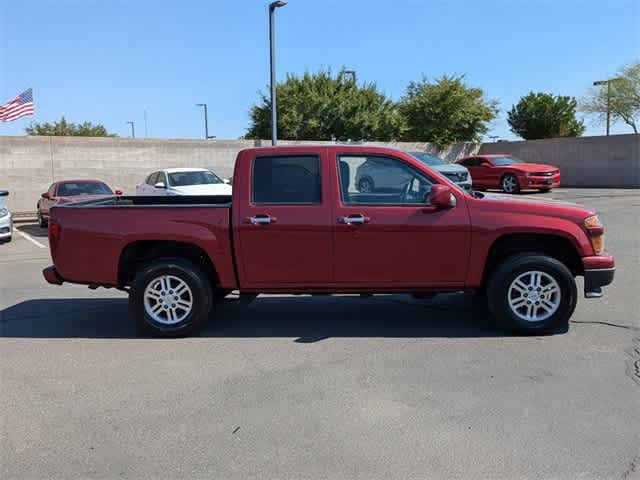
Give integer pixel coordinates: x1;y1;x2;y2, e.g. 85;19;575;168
129;258;212;337
487;253;577;335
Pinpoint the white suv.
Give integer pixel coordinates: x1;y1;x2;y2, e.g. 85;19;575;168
0;190;13;242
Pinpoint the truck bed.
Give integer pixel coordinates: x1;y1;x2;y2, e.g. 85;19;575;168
48;195;236;288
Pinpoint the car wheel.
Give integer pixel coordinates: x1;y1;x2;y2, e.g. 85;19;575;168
501;174;520;194
357;177;374;193
487;253;577;335
129;257;212;337
37;210;47;228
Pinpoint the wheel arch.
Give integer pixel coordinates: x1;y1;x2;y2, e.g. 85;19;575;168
118;240;219;288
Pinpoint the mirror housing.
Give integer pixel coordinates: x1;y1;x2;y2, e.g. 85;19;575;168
223;178;230;184
154;182;166;189
429;184;457;209
114;189;123;196
41;192;50;200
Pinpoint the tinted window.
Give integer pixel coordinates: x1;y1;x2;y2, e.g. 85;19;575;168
168;170;223;187
461;158;483;167
252;155;321;204
145;173;155;185
57;182;113;196
492;156;523;166
338;155;433;205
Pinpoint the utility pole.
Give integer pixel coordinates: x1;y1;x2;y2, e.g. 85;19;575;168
196;103;213;139
269;1;287;145
126;121;135;138
593;78;623;136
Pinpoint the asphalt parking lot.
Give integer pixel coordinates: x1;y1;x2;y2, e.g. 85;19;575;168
1;188;639;480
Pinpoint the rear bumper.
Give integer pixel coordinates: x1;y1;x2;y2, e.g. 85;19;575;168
582;254;615;298
43;266;64;285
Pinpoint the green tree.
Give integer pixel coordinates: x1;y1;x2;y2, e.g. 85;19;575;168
508;92;585;140
397;75;498;147
580;60;640;133
25;117;116;137
245;69;402;141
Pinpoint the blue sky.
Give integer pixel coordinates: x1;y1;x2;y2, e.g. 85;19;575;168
1;0;638;140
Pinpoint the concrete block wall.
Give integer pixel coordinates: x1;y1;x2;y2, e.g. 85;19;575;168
0;134;637;213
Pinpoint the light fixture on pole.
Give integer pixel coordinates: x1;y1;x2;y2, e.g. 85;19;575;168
196;103;215;139
126;121;135;138
269;0;287;146
593;77;623;136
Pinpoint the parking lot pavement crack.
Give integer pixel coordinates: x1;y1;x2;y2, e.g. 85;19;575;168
625;335;640;387
622;452;640;479
571;320;639;331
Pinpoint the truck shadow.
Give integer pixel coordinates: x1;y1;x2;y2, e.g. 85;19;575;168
0;294;517;340
15;223;48;238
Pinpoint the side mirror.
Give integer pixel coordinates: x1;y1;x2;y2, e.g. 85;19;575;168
114;189;123;196
154;182;166;189
41;192;50;200
429;184;457;209
223;178;230;184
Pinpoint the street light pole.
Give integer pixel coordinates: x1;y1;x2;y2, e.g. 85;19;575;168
126;121;135;138
593;78;623;136
269;0;287;146
196;103;210;139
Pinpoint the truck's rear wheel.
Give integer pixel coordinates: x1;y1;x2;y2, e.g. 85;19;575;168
129;258;212;337
487;253;577;335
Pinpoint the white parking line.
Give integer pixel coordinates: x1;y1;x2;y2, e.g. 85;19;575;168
14;227;47;249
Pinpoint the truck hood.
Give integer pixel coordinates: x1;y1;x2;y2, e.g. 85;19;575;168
478;193;595;221
431;163;469;175
168;184;232;196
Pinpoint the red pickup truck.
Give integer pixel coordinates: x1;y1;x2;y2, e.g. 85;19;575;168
43;145;614;337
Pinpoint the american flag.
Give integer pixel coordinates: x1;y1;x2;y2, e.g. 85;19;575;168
0;89;35;122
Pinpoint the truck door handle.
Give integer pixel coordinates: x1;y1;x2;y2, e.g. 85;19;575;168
339;214;370;225
245;214;276;225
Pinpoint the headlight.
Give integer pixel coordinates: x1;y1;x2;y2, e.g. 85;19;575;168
584;215;605;255
0;207;8;217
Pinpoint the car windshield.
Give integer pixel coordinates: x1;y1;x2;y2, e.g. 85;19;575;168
409;152;446;166
491;156;523;166
57;182;113;196
168;171;223;187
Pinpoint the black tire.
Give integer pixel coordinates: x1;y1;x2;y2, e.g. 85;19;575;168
501;173;520;194
129;257;212;337
487;253;577;335
540;188;552;193
357;176;375;193
37;209;47;228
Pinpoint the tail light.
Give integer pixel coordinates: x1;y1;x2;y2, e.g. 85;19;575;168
584;215;605;255
48;220;61;243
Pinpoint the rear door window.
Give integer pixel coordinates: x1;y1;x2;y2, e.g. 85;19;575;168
252;155;321;204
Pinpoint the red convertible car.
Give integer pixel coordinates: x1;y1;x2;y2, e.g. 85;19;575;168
37;179;121;227
457;154;560;193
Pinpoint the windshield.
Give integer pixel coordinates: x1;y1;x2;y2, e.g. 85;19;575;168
491;156;523;166
57;182;113;196
409;152;446;166
168;170;223;187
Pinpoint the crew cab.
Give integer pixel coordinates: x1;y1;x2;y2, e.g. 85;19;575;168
43;146;614;337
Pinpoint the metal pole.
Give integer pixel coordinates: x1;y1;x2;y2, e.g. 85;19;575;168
269;6;277;145
144;109;148;137
606;80;611;136
204;104;209;140
131;122;135;138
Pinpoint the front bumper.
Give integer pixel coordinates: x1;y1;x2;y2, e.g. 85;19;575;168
0;213;12;239
582;254;615;298
520;174;561;190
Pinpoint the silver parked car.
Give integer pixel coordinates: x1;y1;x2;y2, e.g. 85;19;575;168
354;152;472;193
409;152;472;190
0;190;13;242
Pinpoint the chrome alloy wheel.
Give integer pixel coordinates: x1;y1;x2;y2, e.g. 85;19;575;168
143;275;193;325
502;175;518;193
507;271;561;322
